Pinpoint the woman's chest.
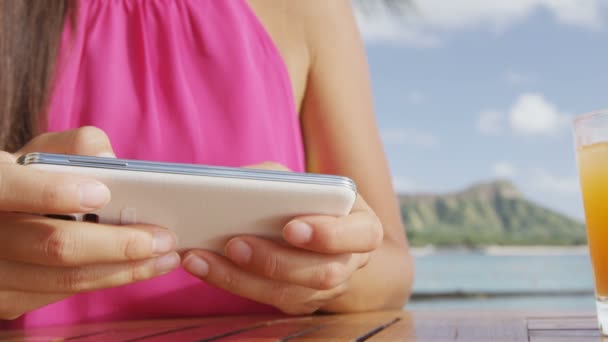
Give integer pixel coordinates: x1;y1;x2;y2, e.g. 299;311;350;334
47;0;306;169
247;0;310;116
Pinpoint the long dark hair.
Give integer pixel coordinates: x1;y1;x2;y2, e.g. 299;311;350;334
0;0;70;152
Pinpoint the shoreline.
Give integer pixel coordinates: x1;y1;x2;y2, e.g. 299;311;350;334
411;245;589;257
410;289;594;301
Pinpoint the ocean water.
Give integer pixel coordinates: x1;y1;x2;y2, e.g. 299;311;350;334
407;250;597;311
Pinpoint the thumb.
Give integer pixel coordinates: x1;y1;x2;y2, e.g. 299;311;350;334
16;126;116;159
243;161;291;172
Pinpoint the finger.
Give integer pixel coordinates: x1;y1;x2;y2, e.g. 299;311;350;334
0;291;68;320
0;212;177;266
243;161;291;171
0;163;110;213
282;196;384;254
16;126;116;158
224;236;367;290
0;151;16;164
0;252;180;293
182;250;349;315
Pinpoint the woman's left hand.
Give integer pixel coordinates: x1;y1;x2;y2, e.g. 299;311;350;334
182;162;384;315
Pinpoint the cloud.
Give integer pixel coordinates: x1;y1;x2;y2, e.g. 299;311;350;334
505;70;536;86
354;0;606;46
543;0;605;29
412;0;605;30
509;93;569;135
493;161;518;179
392;176;422;193
354;6;440;47
381;128;440;147
531;168;581;194
477;109;505;135
478;93;569;136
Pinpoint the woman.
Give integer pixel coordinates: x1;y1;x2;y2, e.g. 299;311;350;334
0;0;413;327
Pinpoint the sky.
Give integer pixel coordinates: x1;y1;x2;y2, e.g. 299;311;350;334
354;0;608;220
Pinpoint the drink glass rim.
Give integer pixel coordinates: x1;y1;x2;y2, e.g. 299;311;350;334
574;109;608;124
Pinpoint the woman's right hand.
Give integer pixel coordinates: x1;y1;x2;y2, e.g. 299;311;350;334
0;127;180;320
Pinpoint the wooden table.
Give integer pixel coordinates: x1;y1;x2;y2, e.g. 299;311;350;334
0;311;602;341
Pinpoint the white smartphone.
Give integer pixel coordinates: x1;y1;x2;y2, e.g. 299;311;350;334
18;153;357;252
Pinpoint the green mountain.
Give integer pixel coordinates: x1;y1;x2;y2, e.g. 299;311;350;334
399;180;587;247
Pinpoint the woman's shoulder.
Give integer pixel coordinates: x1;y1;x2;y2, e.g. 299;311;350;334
247;0;356;112
248;0;356;58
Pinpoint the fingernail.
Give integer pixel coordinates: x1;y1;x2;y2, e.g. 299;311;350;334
153;231;176;255
155;253;180;274
97;152;116;158
184;254;209;277
285;221;313;244
226;239;252;265
79;181;111;209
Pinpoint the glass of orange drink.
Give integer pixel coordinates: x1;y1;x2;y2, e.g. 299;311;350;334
575;110;608;335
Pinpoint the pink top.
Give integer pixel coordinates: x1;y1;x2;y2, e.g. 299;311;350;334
3;0;304;328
